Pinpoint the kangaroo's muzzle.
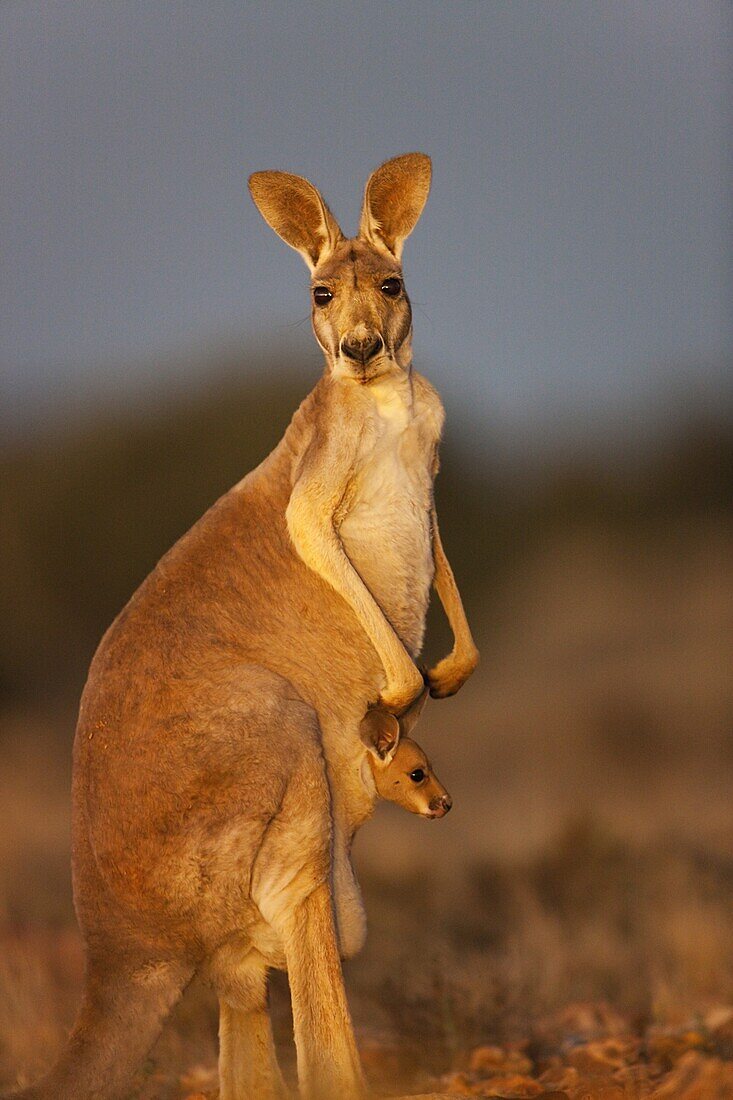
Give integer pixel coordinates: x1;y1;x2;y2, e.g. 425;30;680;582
340;332;384;365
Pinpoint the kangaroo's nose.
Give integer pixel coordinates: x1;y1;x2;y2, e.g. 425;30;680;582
340;333;384;364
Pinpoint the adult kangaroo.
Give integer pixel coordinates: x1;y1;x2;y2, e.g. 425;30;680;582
5;154;478;1100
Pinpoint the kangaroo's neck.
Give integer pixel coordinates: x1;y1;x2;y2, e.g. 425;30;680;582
326;367;417;427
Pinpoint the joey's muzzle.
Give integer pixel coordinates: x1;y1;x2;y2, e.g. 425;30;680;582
427;793;452;818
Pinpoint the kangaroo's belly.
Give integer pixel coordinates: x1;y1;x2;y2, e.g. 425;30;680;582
338;425;434;657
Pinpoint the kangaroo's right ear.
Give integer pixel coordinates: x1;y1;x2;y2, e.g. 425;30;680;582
359;152;432;259
359;706;401;762
249;171;343;270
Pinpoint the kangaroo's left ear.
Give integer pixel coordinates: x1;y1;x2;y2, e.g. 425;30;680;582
359;706;401;762
359;152;432;259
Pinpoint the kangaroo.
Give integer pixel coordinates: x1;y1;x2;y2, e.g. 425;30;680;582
4;154;477;1100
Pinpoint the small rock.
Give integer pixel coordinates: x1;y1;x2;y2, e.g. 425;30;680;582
533;1002;630;1049
650;1051;733;1098
179;1063;218;1093
440;1070;477;1095
613;1063;655;1096
468;1045;533;1077
566;1038;638;1077
538;1065;580;1092
473;1073;543;1097
709;1013;733;1060
572;1086;625;1100
645;1028;709;1069
703;1006;733;1033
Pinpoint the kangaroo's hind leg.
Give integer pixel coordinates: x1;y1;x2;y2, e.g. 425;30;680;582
216;949;288;1100
2;953;192;1100
220;1001;288;1100
284;882;366;1100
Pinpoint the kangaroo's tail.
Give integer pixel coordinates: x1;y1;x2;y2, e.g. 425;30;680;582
2;956;191;1100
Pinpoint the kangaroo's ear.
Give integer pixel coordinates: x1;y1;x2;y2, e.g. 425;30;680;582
398;684;429;737
249;171;343;270
359;706;401;762
359;152;432;259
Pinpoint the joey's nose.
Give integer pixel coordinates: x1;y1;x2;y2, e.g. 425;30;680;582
429;794;452;817
340;334;384;364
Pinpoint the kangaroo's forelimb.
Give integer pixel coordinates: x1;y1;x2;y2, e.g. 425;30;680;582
287;447;424;714
426;506;479;697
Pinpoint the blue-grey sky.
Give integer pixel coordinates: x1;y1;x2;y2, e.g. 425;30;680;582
1;1;731;443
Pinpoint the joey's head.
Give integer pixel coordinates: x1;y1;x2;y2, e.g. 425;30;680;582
249;154;431;384
374;735;453;819
359;688;452;820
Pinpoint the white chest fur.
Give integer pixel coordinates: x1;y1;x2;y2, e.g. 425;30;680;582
338;378;436;655
351;384;416;499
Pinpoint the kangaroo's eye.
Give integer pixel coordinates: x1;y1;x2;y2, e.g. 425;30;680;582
380;277;402;297
313;286;333;306
409;768;425;783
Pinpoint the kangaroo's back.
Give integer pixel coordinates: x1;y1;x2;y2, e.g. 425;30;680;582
77;377;385;742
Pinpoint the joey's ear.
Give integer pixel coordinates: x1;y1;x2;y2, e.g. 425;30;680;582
359;152;432;259
248;171;343;270
398;684;429;737
359;706;401;761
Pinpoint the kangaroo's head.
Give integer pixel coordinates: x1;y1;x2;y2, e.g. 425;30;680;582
359;687;452;819
249;153;431;384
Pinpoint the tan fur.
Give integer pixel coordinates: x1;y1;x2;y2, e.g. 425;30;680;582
5;155;477;1100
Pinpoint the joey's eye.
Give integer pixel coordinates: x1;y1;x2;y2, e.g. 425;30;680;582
313;286;333;306
380;277;402;297
409;768;425;783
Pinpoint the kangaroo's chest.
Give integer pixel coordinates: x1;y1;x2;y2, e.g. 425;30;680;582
337;388;435;655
